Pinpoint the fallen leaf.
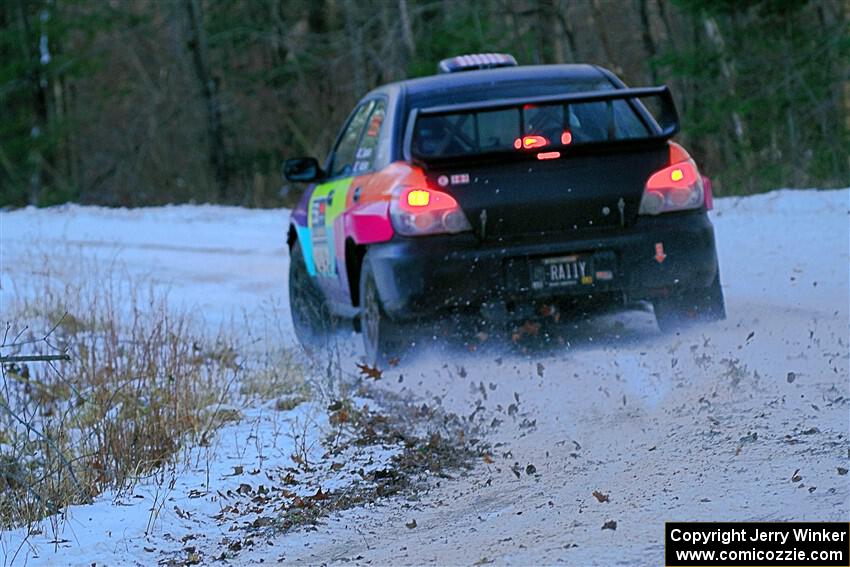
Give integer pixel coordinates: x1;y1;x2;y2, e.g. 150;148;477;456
592;490;609;503
356;362;383;380
746;331;755;342
388;357;400;367
786;371;797;383
602;520;617;530
510;463;522;479
329;408;349;425
739;432;758;444
536;363;544;377
512;321;541;342
837;467;848;476
252;517;274;528
405;519;417;529
526;464;537;475
483;453;494;464
791;469;803;482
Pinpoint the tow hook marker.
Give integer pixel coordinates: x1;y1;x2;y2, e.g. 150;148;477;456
654;242;667;264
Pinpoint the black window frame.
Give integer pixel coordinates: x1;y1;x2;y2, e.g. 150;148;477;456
325;95;389;180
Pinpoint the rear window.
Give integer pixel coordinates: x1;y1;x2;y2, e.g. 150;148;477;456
413;100;651;158
408;80;660;160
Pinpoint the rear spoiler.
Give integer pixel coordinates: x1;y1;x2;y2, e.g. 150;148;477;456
403;85;680;164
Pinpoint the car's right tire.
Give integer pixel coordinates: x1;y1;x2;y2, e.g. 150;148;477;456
288;240;334;352
359;252;409;365
653;271;726;333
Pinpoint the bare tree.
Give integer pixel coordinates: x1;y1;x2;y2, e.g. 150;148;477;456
637;0;658;84
183;0;228;201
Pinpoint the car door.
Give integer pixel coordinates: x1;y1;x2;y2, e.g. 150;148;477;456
309;98;386;303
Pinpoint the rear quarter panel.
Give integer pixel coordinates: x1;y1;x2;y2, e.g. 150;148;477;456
290;161;427;308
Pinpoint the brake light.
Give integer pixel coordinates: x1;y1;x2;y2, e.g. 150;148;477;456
639;143;704;216
514;135;548;150
407;189;430;207
390;187;472;236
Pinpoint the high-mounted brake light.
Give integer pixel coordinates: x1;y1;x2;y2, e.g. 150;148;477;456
560;131;572;145
391;187;472;236
514;135;549;150
639;144;704;215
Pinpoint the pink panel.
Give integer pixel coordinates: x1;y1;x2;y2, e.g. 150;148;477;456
702;175;714;210
345;201;394;244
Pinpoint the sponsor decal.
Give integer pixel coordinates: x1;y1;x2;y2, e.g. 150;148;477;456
450;173;470;185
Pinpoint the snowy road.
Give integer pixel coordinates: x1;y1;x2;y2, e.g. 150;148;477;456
2;189;848;565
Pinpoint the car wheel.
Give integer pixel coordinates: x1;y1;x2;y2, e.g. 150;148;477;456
653;271;726;333
359;253;408;365
289;240;334;351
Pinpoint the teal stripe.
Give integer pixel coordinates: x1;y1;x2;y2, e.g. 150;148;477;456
294;224;317;276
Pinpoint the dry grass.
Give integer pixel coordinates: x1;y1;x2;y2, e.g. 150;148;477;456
0;257;305;530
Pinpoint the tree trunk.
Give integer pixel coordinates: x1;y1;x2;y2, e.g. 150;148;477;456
184;0;228;201
703;16;749;154
553;0;578;62
344;0;365;96
398;0;415;60
637;0;658;84
590;0;619;73
16;0;51;205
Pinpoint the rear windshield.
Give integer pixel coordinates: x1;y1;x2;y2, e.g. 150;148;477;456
409;81;656;159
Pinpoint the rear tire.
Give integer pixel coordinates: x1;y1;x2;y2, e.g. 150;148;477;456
359;253;409;365
653;272;726;333
289;240;334;351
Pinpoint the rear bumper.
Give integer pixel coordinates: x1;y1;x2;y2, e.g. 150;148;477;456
366;211;720;320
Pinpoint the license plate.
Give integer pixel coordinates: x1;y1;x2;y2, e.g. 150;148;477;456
531;255;593;290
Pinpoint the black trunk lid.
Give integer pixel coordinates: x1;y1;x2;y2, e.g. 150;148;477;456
427;146;667;242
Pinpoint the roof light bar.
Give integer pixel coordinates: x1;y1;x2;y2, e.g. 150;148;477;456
437;53;518;74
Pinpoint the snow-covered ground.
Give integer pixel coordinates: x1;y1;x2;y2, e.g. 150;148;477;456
1;188;848;566
0;205;292;332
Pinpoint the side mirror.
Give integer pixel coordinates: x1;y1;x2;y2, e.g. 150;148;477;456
284;157;324;182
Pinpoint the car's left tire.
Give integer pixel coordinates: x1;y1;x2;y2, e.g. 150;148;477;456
359;252;410;365
289;240;335;352
653;271;726;332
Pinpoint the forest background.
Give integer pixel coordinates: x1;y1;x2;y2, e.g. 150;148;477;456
1;0;847;208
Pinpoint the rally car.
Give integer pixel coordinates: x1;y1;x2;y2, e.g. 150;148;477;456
285;53;725;362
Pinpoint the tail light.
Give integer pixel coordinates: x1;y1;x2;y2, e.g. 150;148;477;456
639;143;705;216
390;187;472;236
